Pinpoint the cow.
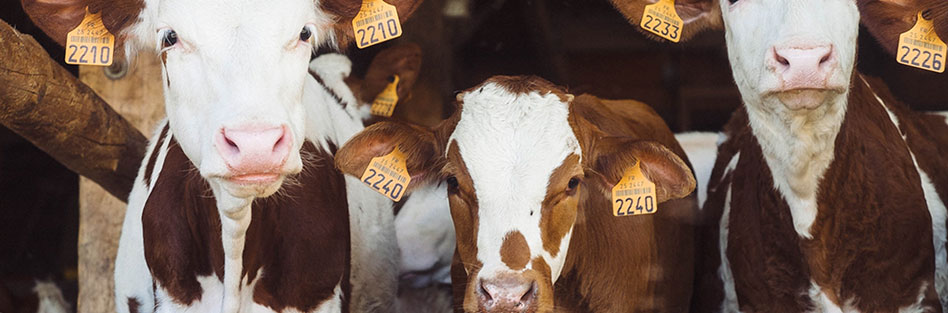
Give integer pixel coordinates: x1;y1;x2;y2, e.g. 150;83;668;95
21;0;424;311
0;280;69;313
611;0;948;311
334;75;699;312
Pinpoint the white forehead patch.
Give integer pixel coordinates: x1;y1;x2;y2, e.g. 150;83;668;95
449;82;580;278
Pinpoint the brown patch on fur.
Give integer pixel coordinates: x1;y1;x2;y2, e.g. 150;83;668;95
499;231;530;270
143;138;349;310
444;141;479;275
127;297;140;313
142;123;169;187
704;75;941;311
857;0;925;56
609;0;723;43
466;75;573;103
539;154;582;257
334;121;442;191
21;0;145;47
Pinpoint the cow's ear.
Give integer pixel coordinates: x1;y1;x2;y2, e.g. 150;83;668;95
609;0;722;42
357;43;423;104
587;138;695;204
21;0;144;47
321;0;424;49
857;0;943;56
335;121;441;191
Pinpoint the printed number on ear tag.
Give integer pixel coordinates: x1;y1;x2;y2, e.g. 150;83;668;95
352;0;402;49
360;146;411;201
640;0;683;43
371;75;400;117
65;7;115;66
611;160;657;216
897;11;946;73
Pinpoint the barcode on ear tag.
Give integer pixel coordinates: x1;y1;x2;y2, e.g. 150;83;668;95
352;0;402;49
371;75;400;117
640;0;683;43
65;7;114;66
897;11;946;73
611;160;657;216
360;146;411;201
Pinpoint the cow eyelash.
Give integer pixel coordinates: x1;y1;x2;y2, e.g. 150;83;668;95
728;0;738;4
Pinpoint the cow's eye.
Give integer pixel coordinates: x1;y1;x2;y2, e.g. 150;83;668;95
566;177;581;195
162;30;178;48
300;27;313;42
728;0;738;4
446;176;459;194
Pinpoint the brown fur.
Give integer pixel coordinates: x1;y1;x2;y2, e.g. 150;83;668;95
141;123;169;188
701;75;943;311
500;231;530;271
608;0;723;42
142;137;350;310
857;0;929;56
336;76;698;312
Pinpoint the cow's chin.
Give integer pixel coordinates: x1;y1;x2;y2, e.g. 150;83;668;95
217;174;288;199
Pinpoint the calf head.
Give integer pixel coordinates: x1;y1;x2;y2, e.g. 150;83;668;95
22;0;421;200
336;76;694;312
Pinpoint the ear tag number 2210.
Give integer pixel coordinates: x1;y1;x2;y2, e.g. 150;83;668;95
352;0;402;49
640;0;683;43
611;160;657;216
360;146;411;201
897;11;946;73
65;7;114;66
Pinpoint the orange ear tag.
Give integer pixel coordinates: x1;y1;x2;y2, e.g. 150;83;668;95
896;11;946;73
352;0;403;49
640;0;683;43
65;7;115;66
611;160;658;216
371;75;400;117
360;146;411;201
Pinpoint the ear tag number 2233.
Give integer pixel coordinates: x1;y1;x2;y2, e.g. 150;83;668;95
611;160;657;216
352;0;402;49
65;8;114;66
640;0;683;43
360;147;411;201
897;11;946;73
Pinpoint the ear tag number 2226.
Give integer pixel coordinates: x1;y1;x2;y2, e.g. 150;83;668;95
897;11;946;73
640;0;683;43
65;8;114;66
352;0;402;49
360;147;411;201
611;160;657;216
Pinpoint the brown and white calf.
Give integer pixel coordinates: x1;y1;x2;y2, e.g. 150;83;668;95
612;0;948;311
22;0;424;312
336;75;699;312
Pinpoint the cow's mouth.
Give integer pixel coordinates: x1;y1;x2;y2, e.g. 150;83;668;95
228;173;281;184
767;87;844;111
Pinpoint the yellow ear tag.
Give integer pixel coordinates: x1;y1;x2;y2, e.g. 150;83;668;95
371;75;400;117
65;8;115;66
611;160;657;216
640;0;683;43
352;0;403;49
360;146;411;201
897;11;946;73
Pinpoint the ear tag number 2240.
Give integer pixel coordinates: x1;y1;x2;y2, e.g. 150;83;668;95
352;0;403;49
611;160;657;216
360;146;411;201
640;0;683;43
65;7;114;66
897;11;946;73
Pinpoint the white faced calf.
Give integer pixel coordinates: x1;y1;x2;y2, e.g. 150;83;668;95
337;76;698;312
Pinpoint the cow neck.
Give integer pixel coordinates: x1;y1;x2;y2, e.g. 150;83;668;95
743;76;850;239
305;59;368;152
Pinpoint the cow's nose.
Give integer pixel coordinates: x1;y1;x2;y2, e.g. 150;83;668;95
769;44;835;90
215;125;291;176
477;276;537;312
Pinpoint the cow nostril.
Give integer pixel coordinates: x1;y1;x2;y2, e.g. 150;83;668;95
478;281;492;301
776;52;789;66
520;281;536;304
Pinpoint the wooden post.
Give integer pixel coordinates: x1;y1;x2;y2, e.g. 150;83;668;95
76;55;164;313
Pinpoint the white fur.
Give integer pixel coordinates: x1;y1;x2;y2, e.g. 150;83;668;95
863;78;948;311
448;83;581;284
395;183;455;287
115;54;401;312
33;281;69;313
718;153;740;313
674;132;720;207
720;0;858;239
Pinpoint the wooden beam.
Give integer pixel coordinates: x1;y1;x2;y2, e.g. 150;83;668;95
0;19;145;201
